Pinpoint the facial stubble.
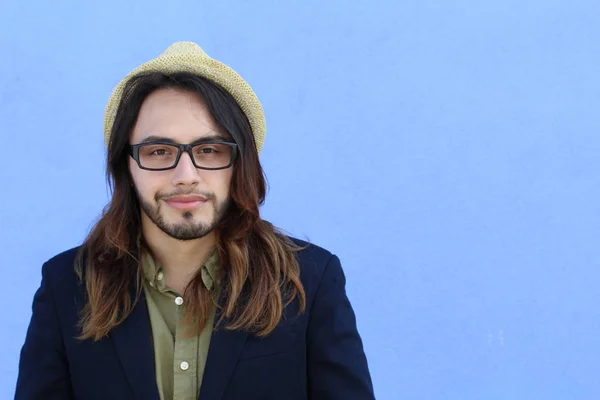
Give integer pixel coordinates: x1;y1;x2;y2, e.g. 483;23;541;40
136;187;230;241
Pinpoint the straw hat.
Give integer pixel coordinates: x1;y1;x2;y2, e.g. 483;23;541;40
103;41;266;153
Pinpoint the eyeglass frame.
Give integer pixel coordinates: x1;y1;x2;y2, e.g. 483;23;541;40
129;141;239;171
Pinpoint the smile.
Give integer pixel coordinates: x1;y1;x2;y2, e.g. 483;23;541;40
163;195;208;210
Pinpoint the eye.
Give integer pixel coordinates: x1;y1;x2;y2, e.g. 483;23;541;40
196;146;219;154
151;149;169;155
143;146;176;156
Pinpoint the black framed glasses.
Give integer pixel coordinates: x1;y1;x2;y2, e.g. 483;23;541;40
129;141;238;171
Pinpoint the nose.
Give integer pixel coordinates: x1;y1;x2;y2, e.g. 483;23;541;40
171;151;201;186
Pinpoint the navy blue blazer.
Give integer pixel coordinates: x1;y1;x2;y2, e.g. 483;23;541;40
15;240;375;400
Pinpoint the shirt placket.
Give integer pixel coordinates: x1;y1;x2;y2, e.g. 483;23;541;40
156;270;199;400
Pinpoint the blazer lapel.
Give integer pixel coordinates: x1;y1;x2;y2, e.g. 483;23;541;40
198;313;249;400
111;289;160;400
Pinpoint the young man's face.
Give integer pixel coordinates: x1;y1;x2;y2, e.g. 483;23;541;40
129;88;234;241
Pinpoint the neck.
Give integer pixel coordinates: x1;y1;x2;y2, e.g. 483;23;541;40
140;213;216;291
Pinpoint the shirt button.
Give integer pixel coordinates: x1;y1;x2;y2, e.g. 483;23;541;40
175;297;184;306
180;361;189;371
157;272;164;280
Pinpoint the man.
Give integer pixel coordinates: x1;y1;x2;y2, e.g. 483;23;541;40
16;42;374;400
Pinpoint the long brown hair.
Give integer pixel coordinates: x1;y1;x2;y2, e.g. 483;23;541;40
76;71;306;341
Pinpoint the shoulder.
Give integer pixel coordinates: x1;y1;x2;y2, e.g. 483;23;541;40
287;236;343;293
290;237;334;264
40;246;83;290
45;246;81;266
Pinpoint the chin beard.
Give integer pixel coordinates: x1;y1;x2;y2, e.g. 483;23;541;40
136;189;230;241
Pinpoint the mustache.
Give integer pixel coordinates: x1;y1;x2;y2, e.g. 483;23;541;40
155;190;215;201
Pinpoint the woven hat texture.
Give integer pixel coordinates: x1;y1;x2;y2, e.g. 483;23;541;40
103;41;266;153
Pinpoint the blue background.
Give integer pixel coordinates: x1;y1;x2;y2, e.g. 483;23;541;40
1;0;599;398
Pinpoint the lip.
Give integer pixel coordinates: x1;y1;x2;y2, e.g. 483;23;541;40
163;195;208;210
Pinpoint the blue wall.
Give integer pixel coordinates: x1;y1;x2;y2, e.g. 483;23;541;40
1;0;599;398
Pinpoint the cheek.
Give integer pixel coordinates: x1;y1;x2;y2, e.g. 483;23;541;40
208;169;233;199
128;159;140;181
128;161;157;199
221;169;234;197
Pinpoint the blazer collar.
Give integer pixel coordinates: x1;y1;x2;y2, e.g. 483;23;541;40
198;313;249;400
110;288;161;400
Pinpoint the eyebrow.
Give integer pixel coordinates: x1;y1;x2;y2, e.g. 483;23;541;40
138;133;230;145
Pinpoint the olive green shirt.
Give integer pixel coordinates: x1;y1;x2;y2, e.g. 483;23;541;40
140;250;219;400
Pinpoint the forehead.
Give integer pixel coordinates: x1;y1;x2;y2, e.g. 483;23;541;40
130;88;226;144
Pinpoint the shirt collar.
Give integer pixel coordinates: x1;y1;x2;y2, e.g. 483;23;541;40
140;247;220;292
